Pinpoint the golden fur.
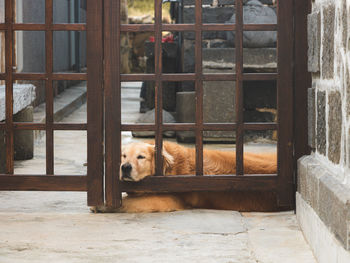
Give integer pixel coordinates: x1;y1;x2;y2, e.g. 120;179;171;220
118;141;278;213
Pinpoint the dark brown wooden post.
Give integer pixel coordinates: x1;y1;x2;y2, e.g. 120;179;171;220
195;0;203;176
235;0;244;176
277;0;295;209
5;0;14;174
45;0;54;175
87;0;104;206
154;0;164;177
104;0;122;208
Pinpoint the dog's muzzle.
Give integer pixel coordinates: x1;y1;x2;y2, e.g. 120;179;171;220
121;163;133;181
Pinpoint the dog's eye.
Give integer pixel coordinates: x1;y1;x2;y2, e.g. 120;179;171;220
137;155;145;159
122;154;126;158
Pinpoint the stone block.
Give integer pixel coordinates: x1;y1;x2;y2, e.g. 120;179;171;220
297;156;319;205
184;31;227;41
0;84;36;122
240;48;277;71
219;0;251;5
132;109;176;138
184;46;277;75
346;64;350;117
308;87;316;148
176;92;195;123
183;6;235;24
183;0;213;5
297;156;308;198
297;193;350;263
316;91;326;155
202;48;277;71
184;0;251;5
307;11;320;72
203;48;235;70
176;92;195;143
341;0;348;49
321;3;335;79
182;40;195;73
348;128;350;169
203;80;236;141
299;155;350;251
319;174;350;250
0;130;5;174
13;106;34;160
344;128;347;167
306;164;325;214
328;91;342;164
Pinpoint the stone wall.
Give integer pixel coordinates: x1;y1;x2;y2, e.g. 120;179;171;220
307;0;350;184
298;0;350;261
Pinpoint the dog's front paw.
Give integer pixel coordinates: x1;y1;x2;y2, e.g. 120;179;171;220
89;206;122;213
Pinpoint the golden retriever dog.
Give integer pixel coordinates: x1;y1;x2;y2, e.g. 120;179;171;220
115;141;279;213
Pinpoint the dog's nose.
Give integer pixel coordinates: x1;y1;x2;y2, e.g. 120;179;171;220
121;163;132;173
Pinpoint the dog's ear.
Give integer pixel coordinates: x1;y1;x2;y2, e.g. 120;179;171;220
162;147;174;174
147;143;174;175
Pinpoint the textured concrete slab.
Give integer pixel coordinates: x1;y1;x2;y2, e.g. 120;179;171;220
0;191;316;263
0;84;36;121
244;211;317;263
0;191;254;263
143;210;246;235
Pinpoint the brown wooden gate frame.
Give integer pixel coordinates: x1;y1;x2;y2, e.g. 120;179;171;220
0;0;311;211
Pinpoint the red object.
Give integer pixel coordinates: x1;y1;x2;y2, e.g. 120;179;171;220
149;34;174;43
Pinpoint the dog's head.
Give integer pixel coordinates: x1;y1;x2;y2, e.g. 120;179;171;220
120;142;174;182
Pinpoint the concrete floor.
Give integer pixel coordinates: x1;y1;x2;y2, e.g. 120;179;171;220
0;83;317;262
0;191;316;263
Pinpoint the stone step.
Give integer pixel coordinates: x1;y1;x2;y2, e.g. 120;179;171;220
202;48;277;70
33;82;86;124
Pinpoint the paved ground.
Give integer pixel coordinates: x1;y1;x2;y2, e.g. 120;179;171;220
0;82;317;262
0;191;316;263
